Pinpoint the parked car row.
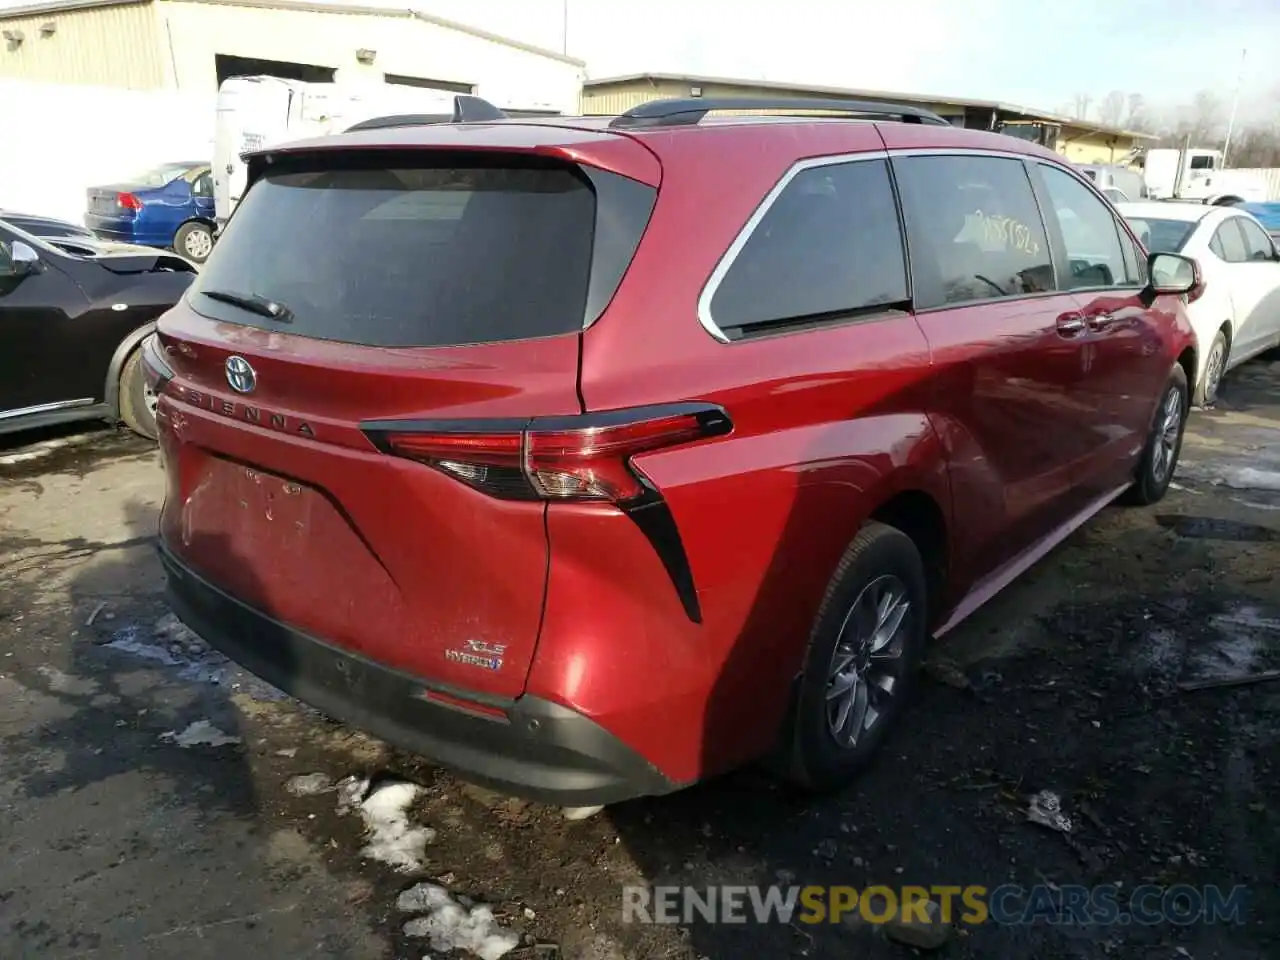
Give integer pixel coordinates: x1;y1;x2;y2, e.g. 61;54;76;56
0;215;198;439
1117;200;1280;406
84;161;217;264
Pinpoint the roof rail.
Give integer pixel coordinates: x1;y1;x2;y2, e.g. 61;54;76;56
344;94;507;132
609;96;950;129
345;113;453;132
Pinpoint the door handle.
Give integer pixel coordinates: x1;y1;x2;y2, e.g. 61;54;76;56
1088;312;1115;330
1056;312;1086;336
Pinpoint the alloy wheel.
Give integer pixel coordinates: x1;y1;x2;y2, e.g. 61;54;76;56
1150;387;1183;484
1204;341;1225;404
184;229;213;260
825;575;911;748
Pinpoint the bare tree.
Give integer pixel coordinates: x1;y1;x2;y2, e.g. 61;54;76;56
1098;91;1125;127
1124;93;1149;131
1071;93;1093;121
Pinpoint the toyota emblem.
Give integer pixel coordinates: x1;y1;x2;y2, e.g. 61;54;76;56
225;355;256;394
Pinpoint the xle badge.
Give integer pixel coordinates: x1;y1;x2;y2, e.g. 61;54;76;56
445;640;507;671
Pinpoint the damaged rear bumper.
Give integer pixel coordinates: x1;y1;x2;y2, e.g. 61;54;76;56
159;543;677;806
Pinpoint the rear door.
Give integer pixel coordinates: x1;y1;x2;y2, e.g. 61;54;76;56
1230;215;1280;355
892;152;1101;583
156;142;656;698
0;226;92;416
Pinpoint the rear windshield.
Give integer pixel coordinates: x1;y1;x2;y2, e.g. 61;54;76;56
1123;217;1196;254
131;163;197;186
191;158;602;347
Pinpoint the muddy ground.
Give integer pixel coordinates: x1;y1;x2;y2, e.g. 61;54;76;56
2;355;1278;960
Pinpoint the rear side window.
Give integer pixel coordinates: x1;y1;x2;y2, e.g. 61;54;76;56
894;155;1054;309
707;158;908;338
192;155;653;347
1210;220;1249;263
1237;217;1277;261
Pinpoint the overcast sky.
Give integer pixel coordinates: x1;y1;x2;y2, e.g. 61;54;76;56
3;0;1276;123
422;0;1279;123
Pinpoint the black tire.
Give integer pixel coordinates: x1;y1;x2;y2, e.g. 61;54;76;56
1121;365;1188;506
781;521;928;792
1194;328;1228;408
174;221;214;263
118;349;158;441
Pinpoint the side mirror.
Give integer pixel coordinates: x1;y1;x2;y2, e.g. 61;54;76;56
3;240;41;278
1148;251;1203;301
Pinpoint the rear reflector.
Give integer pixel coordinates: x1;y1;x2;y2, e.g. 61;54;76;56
366;404;732;506
363;403;734;624
140;333;174;395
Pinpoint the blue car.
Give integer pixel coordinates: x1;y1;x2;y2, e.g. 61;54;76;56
1241;201;1280;239
85;161;216;263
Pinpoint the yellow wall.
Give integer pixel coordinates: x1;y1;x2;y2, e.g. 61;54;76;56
0;1;166;89
1057;128;1142;165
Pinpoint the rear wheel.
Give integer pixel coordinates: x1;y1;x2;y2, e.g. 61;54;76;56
1122;365;1188;506
781;521;927;792
118;349;158;440
175;221;214;263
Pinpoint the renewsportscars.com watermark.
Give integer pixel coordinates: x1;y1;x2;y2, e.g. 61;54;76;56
622;884;1250;927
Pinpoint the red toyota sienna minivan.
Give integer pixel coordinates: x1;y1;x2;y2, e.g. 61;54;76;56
146;95;1201;808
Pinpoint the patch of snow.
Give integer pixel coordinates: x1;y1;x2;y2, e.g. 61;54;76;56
37;665;97;695
356;781;435;871
0;435;82;465
1221;467;1280;492
1026;790;1072;833
335;775;371;814
104;625;181;665
275;747;299;758
286;772;334;796
398;882;519;960
161;719;241;748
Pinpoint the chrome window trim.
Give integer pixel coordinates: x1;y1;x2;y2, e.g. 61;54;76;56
1031;157;1149;293
0;398;95;421
696;150;891;344
695;145;1147;344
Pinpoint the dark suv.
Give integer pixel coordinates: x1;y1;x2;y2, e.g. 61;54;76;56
147;96;1201;808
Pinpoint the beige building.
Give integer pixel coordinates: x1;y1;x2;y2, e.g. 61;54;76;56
582;73;1153;166
0;0;584;110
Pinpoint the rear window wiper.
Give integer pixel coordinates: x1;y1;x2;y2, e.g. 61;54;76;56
200;288;294;322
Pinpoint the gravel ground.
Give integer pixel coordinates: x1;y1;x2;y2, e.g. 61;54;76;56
2;353;1278;960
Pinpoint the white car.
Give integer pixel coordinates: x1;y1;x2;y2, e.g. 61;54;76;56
1118;201;1280;406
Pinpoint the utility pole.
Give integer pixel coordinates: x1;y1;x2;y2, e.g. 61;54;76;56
561;0;568;55
1222;47;1247;167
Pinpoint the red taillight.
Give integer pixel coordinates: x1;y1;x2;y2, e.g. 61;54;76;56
117;192;142;211
369;404;732;506
140;333;174;395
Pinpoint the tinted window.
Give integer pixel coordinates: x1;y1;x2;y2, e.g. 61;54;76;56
1039;165;1128;289
1237;217;1276;261
1211;221;1249;263
129;163;196;187
895;155;1054;309
1190;155;1215;171
193;172;214;198
191;159;600;347
1123;217;1196;254
709;159;908;334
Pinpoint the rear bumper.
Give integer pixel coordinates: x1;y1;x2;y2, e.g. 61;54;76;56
84;215;169;247
159;543;677;806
